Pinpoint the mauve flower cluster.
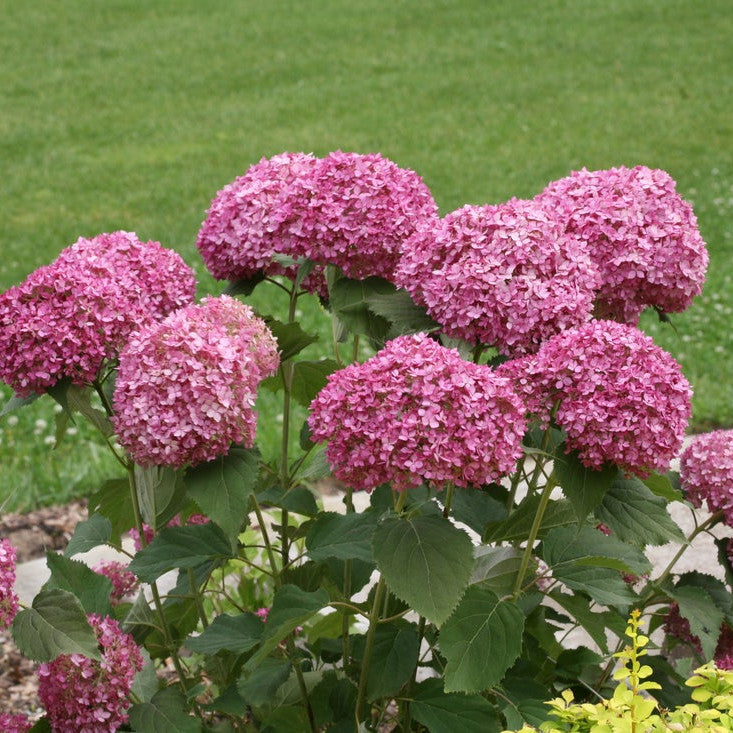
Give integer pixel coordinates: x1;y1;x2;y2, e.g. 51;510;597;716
537;165;708;323
309;333;526;491
0;538;19;629
0;231;195;397
664;603;733;669
196;152;327;295
113;296;279;467
680;430;733;525
37;614;143;733
498;320;691;476
287;151;438;280
0;713;30;733
93;560;139;605
396;199;600;355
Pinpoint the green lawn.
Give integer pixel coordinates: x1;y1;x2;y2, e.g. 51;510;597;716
1;0;731;511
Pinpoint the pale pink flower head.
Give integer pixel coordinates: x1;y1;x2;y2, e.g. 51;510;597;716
0;232;196;397
0;713;30;733
196;152;327;295
92;560;139;605
113;296;279;467
680;430;733;525
309;333;526;491
396;199;600;356
0;539;19;629
537;166;708;323
289;151;439;280
503;320;691;476
37;613;143;733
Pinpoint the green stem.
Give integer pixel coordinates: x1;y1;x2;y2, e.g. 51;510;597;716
342;485;355;671
188;568;209;629
402;615;426;731
251;494;280;588
506;454;527;511
512;475;556;599
355;575;387;726
442;482;455;519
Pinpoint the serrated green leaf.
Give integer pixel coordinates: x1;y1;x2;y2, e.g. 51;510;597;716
122;591;157;640
265;319;319;361
549;590;613;653
43;551;113;616
364;288;439;336
470;546;530;596
554;450;617;522
542;527;639;607
89;477;134;544
373;515;474;626
595;475;686;546
27;716;52;732
450;485;508;535
410;678;501;733
292;444;331;484
644;471;683;501
184;446;259;543
671;584;724;661
363;623;420;701
135;464;183;529
185;612;263;654
129;523;234;583
222;272;265;296
0;391;41;417
306;511;377;563
239;657;291;705
64;512;112;557
261;705;311;733
64;383;114;437
329;276;393;344
439;584;524;693
257;483;319;516
483;496;576;544
11;589;100;662
500;676;552;728
291;358;339;407
128;687;201;732
130;649;159;704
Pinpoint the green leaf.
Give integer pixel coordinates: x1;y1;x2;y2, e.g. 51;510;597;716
135;464;183;529
0;390;41;417
27;717;52;732
450;485;508;535
261;705;311;733
306;511;377;563
222;272;265;296
11;589;100;662
500;676;552;729
483;496;576;544
184;446;259;543
246;585;329;669
329;276;393;343
644;471;683;502
439;584;525;693
64;383;114;437
410;678;501;733
122;591;158;640
238;657;291;705
43;552;113;616
89;477;134;544
128;687;201;733
185;612;264;655
670;584;724;661
373;515;474;626
470;546;529;596
595;475;686;546
291;359;340;407
541;526;639;607
362;623;420;701
292;444;331;484
364;288;439;336
64;512;112;557
129;523;235;583
130;649;158;704
265;319;319;361
549;590;614;653
554;450;617;522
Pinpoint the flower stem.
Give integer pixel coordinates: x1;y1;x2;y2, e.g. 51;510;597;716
355;575;387;726
442;482;455;518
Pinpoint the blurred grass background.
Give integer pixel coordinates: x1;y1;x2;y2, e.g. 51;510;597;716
1;0;731;511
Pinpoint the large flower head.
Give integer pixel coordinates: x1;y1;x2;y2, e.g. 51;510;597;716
0;232;196;397
0;538;19;629
113;295;279;467
500;320;691;476
289;151;439;280
196;152;327;295
308;333;526;491
37;614;143;733
537;166;708;323
680;430;733;525
395;199;600;356
0;714;30;733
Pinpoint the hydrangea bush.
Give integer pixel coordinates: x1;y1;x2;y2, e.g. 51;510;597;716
1;153;731;731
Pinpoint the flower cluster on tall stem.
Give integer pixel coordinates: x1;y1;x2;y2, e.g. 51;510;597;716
0;539;19;629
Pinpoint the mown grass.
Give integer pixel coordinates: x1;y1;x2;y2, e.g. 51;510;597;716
0;0;731;511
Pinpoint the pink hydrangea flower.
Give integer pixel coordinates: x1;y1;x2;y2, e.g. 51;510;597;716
196;152;327;296
92;560;139;605
499;320;691;476
0;539;19;629
0;232;196;397
680;430;733;525
288;151;439;280
37;613;144;733
537;166;708;323
0;713;31;733
113;296;279;467
255;607;270;622
396;199;600;355
309;333;526;491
